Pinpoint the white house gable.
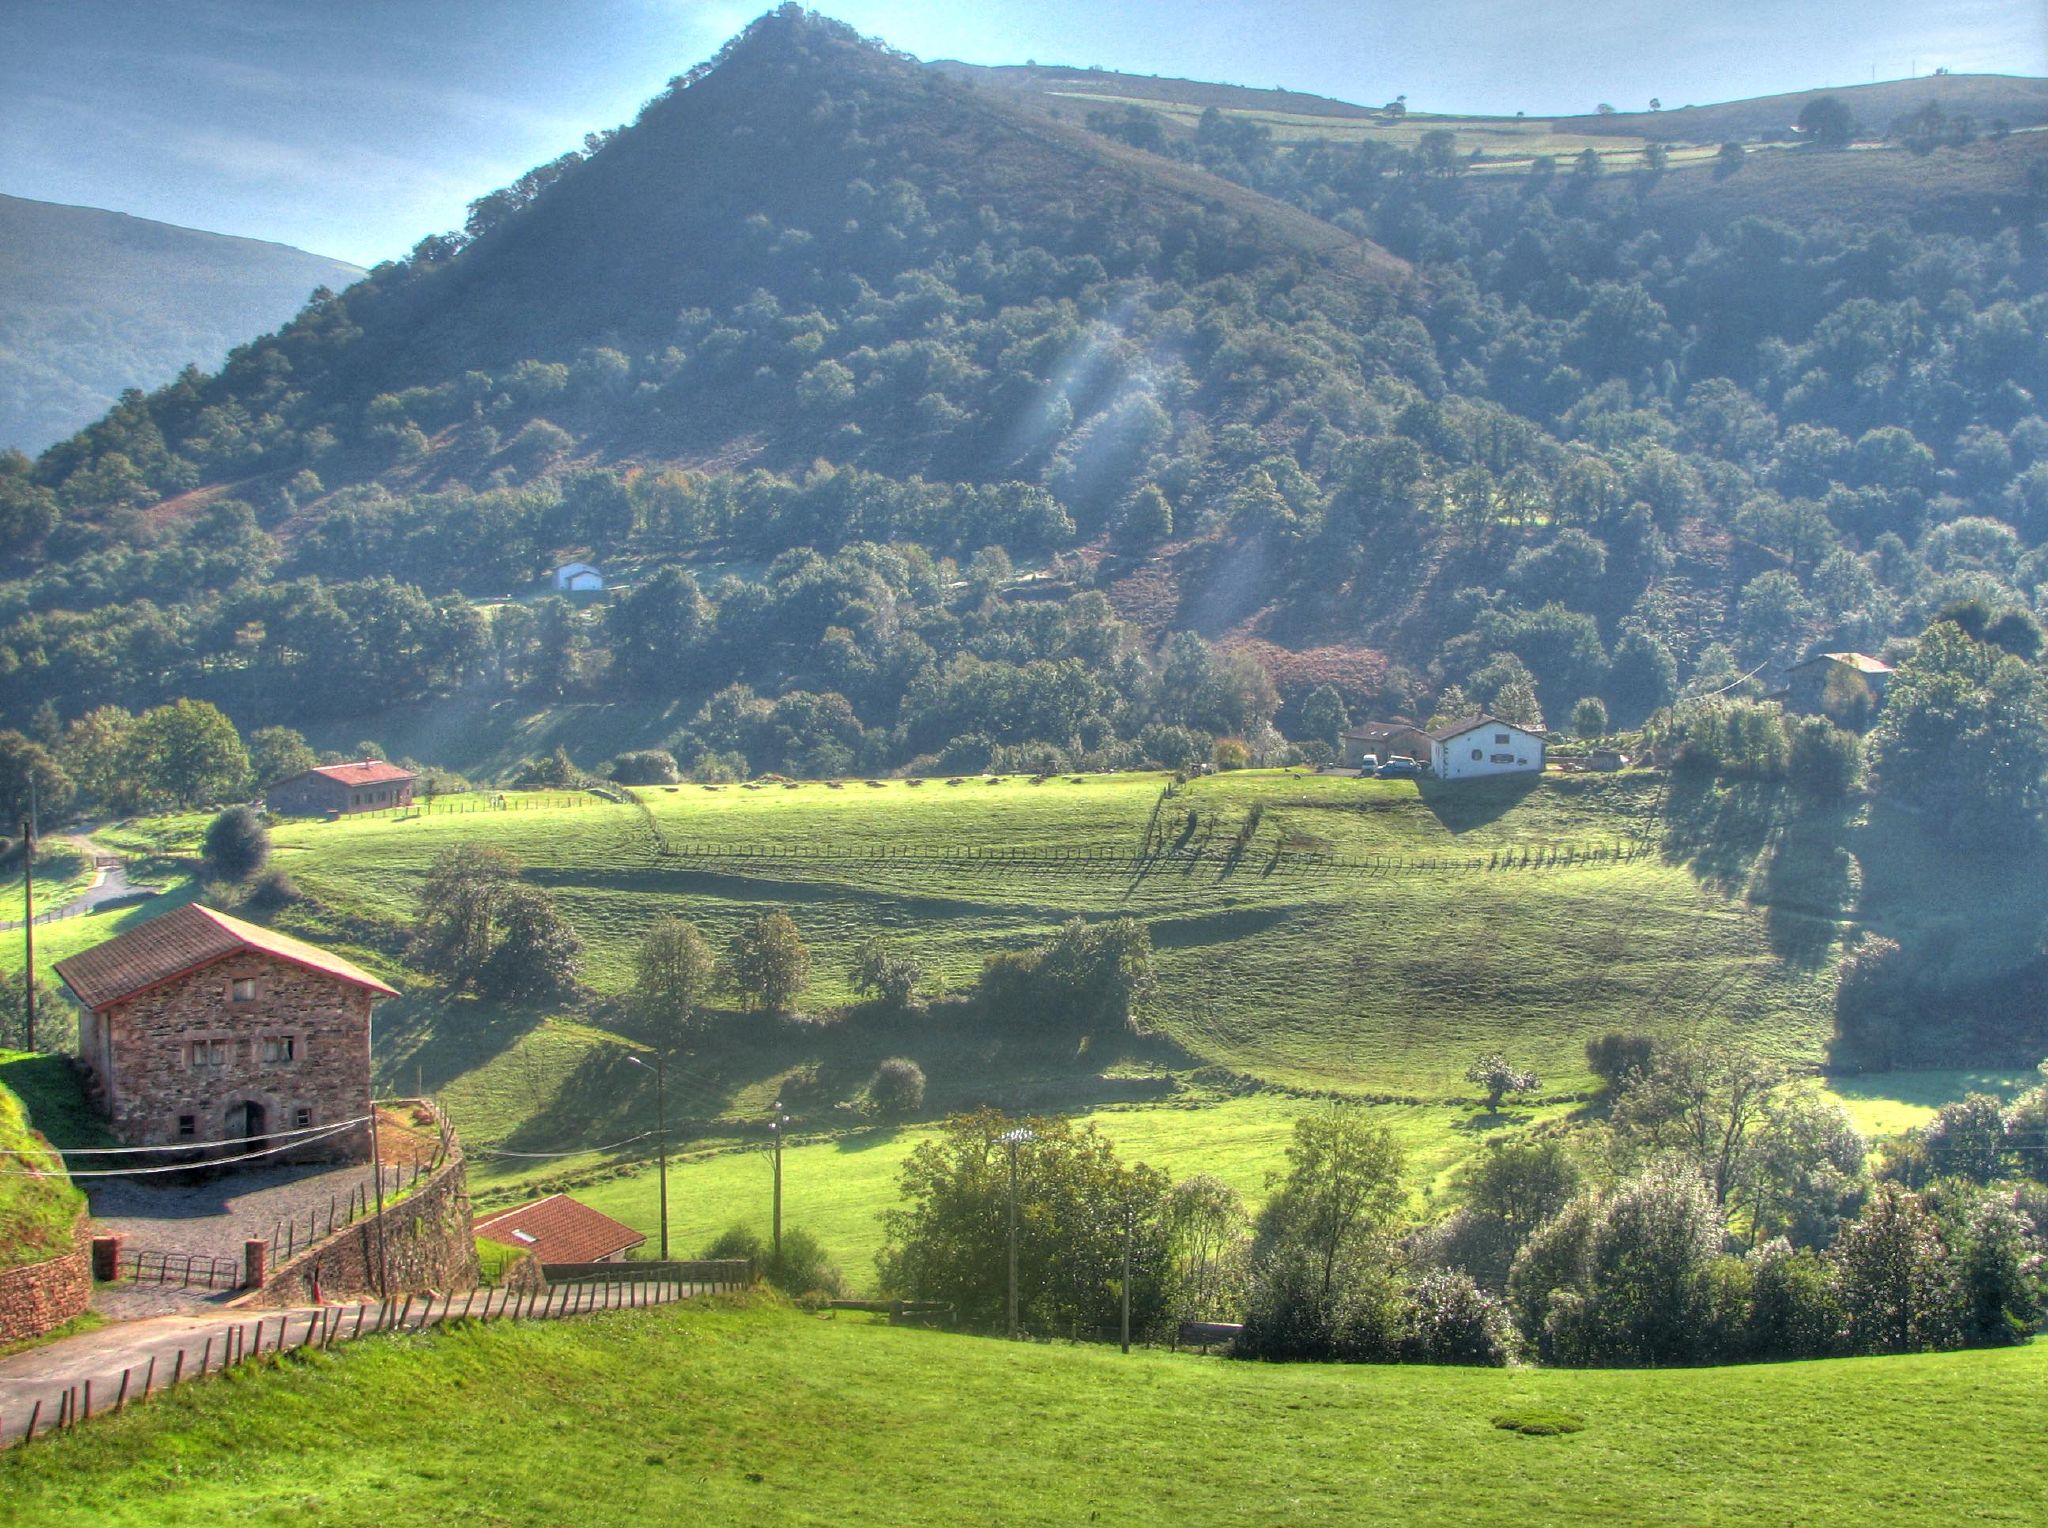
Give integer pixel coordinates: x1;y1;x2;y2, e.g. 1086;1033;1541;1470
1429;717;1545;781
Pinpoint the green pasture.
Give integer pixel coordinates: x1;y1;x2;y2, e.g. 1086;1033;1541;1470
1820;1068;2039;1138
246;768;1842;1099
511;1092;1572;1282
1048;90;1728;171
1;1297;2042;1525
0;1058;85;1271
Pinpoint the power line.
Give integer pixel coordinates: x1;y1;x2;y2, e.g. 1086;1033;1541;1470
0;1119;367;1177
16;1115;374;1156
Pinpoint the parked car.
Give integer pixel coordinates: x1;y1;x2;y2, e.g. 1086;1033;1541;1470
1374;755;1424;779
1354;754;1379;775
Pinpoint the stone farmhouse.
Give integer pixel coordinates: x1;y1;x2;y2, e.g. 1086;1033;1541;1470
1776;652;1893;723
1428;715;1546;781
53;904;395;1162
266;759;417;817
1338;721;1433;769
472;1194;646;1266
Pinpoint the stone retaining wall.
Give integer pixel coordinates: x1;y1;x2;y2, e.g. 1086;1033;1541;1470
0;1218;92;1344
234;1104;480;1308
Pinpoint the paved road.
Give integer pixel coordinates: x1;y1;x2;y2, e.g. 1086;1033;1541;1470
0;838;155;930
0;1278;717;1447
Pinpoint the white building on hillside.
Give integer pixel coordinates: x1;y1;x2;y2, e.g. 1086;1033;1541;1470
553;561;604;592
1428;715;1546;781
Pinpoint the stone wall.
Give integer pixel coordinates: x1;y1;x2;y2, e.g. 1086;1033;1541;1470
0;1218;92;1344
88;951;372;1160
239;1110;481;1308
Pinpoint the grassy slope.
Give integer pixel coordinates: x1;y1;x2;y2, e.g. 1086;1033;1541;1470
0;1059;85;1270
260;769;1840;1098
0;1300;2042;1525
549;1093;1572;1278
7;769;2031;1289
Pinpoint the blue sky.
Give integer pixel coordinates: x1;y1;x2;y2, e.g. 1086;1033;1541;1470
3;0;2041;266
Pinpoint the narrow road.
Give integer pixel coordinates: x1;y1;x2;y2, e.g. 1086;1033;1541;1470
0;836;155;930
0;1276;719;1447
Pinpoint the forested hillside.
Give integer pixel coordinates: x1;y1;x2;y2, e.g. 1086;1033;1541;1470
2;5;2046;785
0;195;362;457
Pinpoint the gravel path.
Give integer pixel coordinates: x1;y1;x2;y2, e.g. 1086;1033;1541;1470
86;1160;394;1263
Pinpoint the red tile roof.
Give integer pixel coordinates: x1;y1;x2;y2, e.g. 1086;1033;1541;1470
472;1194;647;1265
300;760;417;788
53;903;400;1011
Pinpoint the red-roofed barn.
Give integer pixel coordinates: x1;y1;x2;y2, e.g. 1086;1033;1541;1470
54;903;396;1161
266;759;417;817
472;1195;647;1266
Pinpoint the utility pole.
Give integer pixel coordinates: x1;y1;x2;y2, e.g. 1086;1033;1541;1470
20;812;35;1053
1001;1127;1033;1340
627;1052;669;1260
1121;1202;1134;1355
769;1103;790;1273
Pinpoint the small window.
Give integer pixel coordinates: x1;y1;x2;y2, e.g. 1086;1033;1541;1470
511;1229;539;1245
1495;733;1510;745
230;977;257;1003
1492;753;1517;764
189;1039;228;1068
177;1114;196;1138
1470;748;1483;761
261;1036;296;1064
294;1106;312;1128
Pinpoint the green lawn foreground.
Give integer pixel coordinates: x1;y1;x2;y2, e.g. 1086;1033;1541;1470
0;1298;2040;1526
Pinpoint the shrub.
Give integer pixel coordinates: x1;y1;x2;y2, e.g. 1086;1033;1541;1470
702;1222;844;1297
243;868;300;913
1919;1095;2008;1183
1745;1239;1843;1360
1400;1270;1518;1366
1585;1032;1655;1091
202;805;270;883
609;749;681;785
869;1057;927;1118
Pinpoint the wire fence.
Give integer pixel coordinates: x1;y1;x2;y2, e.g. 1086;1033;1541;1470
0;1269;743;1448
115;1250;241;1292
338;790;615;823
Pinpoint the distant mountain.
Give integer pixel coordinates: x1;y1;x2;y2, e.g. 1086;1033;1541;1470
935;61;2048;146
5;10;2047;790
0;195;362;455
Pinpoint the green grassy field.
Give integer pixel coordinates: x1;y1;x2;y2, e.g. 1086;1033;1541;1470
0;1297;2041;1525
6;767;2032;1296
243;768;1841;1100
0;1059;84;1271
533;1092;1573;1280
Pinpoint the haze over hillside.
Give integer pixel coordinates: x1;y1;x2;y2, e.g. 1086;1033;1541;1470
0;194;362;456
3;7;2045;799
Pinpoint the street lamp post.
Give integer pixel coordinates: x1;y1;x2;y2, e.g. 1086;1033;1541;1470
626;1053;668;1260
1000;1127;1034;1340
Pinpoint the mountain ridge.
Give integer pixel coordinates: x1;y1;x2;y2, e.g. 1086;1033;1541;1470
0;192;362;456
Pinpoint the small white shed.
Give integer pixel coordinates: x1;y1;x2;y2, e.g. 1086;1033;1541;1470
553;561;604;592
1429;715;1546;781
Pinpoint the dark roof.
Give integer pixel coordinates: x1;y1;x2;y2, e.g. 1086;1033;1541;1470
1338;721;1430;740
282;760;416;789
472;1194;646;1264
1426;714;1546;743
54;903;399;1011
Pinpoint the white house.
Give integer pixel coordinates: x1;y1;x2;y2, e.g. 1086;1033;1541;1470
1428;715;1546;781
553;561;604;592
